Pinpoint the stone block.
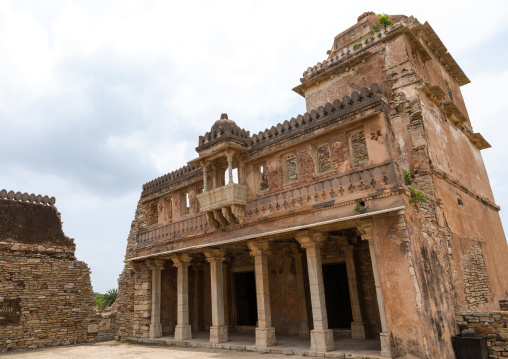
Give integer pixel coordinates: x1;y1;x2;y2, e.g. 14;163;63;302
174;324;192;341
350;322;367;339
310;329;335;352
210;325;228;343
255;327;276;347
98;318;111;331
87;324;98;333
149;324;162;338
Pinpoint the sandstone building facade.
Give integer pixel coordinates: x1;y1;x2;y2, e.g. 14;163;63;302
116;13;508;358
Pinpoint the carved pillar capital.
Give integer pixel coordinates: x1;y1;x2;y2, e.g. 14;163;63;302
204;249;226;263
147;258;165;270
171;254;193;268
129;261;142;272
247;239;271;257
357;221;373;241
294;230;327;249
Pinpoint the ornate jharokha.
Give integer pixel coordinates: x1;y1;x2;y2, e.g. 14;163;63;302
189;114;250;229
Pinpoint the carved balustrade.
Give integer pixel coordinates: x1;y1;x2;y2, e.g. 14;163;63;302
135;162;397;250
136;213;211;249
245;161;396;217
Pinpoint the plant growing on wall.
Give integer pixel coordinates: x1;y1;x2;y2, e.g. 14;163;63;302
377;14;393;29
403;170;428;204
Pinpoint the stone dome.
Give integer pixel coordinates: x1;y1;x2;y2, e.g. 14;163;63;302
197;113;250;151
210;113;242;136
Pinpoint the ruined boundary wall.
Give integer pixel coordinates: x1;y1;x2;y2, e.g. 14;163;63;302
0;190;115;352
456;310;508;358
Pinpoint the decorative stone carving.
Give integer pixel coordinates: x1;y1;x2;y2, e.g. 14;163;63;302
197;184;248;228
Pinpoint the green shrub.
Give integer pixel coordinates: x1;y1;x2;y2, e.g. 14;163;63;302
408;186;428;204
95;288;118;310
377;14;393;28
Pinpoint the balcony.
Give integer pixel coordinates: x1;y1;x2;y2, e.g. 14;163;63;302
196;183;248;229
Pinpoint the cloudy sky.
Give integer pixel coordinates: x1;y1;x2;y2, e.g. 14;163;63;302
1;0;507;293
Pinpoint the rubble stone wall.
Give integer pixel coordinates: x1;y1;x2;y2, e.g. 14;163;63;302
456;311;508;358
0;196;116;352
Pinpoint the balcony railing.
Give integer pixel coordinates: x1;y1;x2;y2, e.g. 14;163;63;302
197;183;248;211
135;161;398;249
196;183;248;228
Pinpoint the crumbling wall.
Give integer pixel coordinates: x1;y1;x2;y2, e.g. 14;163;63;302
456;310;508;358
0;191;115;352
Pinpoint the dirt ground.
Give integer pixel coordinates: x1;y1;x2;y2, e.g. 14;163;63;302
1;340;293;358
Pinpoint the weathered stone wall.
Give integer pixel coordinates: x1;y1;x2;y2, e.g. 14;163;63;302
456;310;508;358
0;194;116;352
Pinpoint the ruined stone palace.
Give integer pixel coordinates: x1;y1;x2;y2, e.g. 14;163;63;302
116;13;508;358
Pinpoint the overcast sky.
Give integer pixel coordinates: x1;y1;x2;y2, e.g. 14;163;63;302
1;0;507;293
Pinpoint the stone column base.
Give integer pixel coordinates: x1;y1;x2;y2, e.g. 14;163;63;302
210;325;228;343
149;324;162;338
350;322;367;339
255;327;276;347
174;324;192;341
310;329;335;352
380;332;391;357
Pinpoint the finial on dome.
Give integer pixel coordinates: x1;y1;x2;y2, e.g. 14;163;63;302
220;113;228;120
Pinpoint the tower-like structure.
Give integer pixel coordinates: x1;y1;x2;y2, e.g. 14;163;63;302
116;13;508;358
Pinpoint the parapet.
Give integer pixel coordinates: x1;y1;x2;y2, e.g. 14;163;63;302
141;164;202;196
250;83;383;150
0;189;56;206
0;189;73;248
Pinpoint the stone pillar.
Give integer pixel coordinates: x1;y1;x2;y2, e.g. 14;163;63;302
172;254;193;341
343;243;367;339
248;240;276;347
147;259;165;338
203;165;209;192
290;245;310;337
295;231;335;352
212;166;217;189
361;225;391;358
204;249;228;343
226;152;234;184
223;261;229;327
193;264;203;331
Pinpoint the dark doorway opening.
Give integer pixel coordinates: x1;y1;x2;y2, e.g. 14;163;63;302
323;263;353;329
234;271;258;326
